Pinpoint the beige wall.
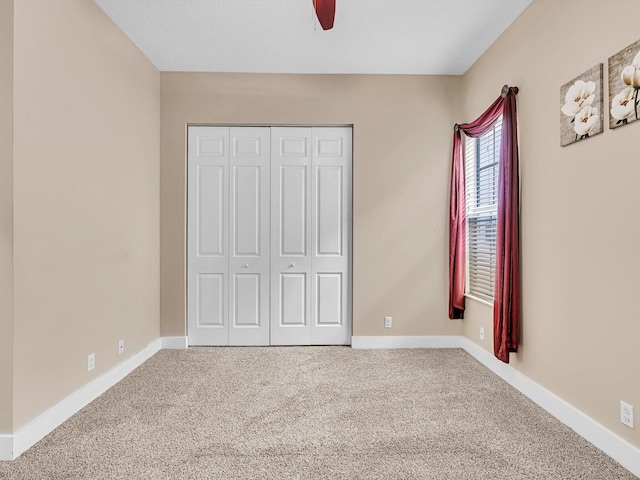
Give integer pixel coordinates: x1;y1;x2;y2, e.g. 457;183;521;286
0;0;14;435
8;0;636;456
11;0;160;430
461;0;639;448
161;73;463;339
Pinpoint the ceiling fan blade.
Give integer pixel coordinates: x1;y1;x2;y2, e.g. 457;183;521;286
313;0;335;30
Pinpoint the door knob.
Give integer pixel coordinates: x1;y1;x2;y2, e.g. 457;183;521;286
243;264;250;268
289;263;295;268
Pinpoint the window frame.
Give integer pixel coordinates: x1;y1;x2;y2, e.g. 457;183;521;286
464;118;501;305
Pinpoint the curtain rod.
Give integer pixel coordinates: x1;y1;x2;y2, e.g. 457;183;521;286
502;85;519;97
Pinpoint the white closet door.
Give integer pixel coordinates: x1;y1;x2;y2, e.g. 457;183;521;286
188;126;352;347
270;127;313;345
228;127;270;345
311;128;352;345
187;126;229;346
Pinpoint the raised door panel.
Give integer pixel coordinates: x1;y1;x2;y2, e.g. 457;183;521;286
316;273;342;326
197;166;225;257
311;127;352;345
229;127;270;346
188;126;230;346
280;166;308;256
280;273;307;326
197;274;224;326
316;166;343;256
233;274;260;326
270;127;312;345
233;166;261;257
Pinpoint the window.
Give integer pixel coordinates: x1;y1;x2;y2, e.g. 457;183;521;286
464;118;501;302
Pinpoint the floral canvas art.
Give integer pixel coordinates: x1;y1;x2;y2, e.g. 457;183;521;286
608;38;640;129
560;64;603;147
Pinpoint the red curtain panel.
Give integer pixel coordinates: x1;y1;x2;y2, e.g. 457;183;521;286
313;0;336;30
448;131;466;319
493;90;520;364
449;87;520;363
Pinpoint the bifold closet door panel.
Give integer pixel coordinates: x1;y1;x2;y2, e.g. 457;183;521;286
228;127;270;346
270;127;313;345
187;126;230;346
311;127;352;345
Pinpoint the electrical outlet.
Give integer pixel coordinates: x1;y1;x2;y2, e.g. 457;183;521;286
621;401;634;429
118;339;125;354
384;316;392;328
479;327;485;341
87;353;95;372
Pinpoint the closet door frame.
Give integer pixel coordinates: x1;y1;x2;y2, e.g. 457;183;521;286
186;125;353;346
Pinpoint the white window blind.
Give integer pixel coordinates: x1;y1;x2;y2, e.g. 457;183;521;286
464;118;501;302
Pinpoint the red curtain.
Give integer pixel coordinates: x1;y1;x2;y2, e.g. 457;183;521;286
449;86;520;364
448;129;466;319
493;90;520;363
313;0;336;30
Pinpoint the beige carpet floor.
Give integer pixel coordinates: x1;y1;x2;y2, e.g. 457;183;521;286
0;347;636;480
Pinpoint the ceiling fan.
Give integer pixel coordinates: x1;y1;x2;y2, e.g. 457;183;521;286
313;0;336;30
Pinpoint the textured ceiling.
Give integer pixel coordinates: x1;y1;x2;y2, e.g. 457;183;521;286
94;0;532;75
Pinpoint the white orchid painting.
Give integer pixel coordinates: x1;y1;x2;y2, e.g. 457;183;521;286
608;38;640;129
560;64;603;146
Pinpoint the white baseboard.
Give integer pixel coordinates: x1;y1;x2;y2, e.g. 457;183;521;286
0;436;12;462
0;338;163;461
2;334;638;478
458;337;640;479
161;336;189;350
351;335;462;349
351;335;639;478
